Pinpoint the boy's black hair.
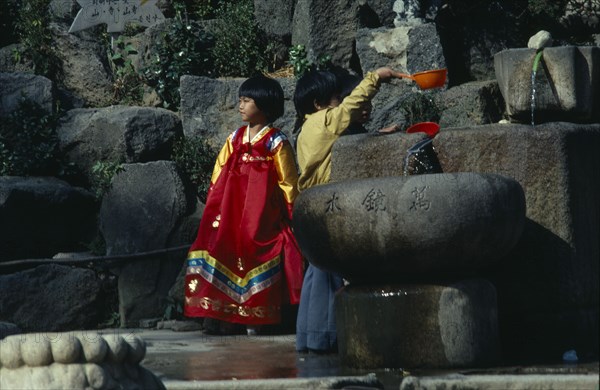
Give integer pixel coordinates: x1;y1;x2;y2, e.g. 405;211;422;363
239;74;284;123
338;73;361;101
293;70;339;131
292;66;363;137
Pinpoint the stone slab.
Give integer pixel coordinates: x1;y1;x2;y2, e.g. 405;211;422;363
163;375;381;390
399;374;599;390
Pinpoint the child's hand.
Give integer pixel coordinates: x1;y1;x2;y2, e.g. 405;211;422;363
375;67;405;82
378;124;401;134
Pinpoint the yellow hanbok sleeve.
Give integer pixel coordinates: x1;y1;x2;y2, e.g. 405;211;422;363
272;140;300;216
210;136;234;185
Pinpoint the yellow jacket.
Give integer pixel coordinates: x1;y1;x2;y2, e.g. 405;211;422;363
296;72;381;191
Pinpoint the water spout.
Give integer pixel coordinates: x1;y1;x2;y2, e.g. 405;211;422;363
408;137;434;154
402;138;442;176
531;50;544;126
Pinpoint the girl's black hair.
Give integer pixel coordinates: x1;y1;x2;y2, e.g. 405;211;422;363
292;70;339;132
239;74;284;123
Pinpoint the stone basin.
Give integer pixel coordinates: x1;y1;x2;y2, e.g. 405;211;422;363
336;279;501;368
292;173;525;283
494;46;600;123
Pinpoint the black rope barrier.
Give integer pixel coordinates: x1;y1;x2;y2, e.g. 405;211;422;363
0;244;190;269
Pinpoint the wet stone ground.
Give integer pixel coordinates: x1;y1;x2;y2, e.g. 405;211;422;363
135;328;598;389
136;328;404;387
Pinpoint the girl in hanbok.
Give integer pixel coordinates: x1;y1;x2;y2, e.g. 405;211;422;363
184;74;303;335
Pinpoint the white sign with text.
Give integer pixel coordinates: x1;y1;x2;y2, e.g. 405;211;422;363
69;0;165;33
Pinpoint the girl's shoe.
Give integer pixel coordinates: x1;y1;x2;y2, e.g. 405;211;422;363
220;320;243;335
202;318;221;335
203;318;243;335
246;325;261;336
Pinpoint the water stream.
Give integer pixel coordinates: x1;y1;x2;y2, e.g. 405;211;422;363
530;50;544;126
402;137;442;175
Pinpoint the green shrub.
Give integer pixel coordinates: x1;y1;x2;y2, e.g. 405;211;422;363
109;36;144;105
288;45;332;78
288;45;311;77
527;0;568;21
14;0;61;78
89;160;124;200
526;0;569;37
87;233;107;256
212;0;266;77
163;297;184;321
0;99;67;177
172;0;221;20
95;268;120;327
142;10;214;110
171;136;217;203
0;0;20;47
98;311;121;328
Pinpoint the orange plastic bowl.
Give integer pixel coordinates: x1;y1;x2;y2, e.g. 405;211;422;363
406;122;440;138
412;68;447;89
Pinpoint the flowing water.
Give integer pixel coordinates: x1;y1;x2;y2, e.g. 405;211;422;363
531;50;544;126
402;137;442;175
531;70;537;126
